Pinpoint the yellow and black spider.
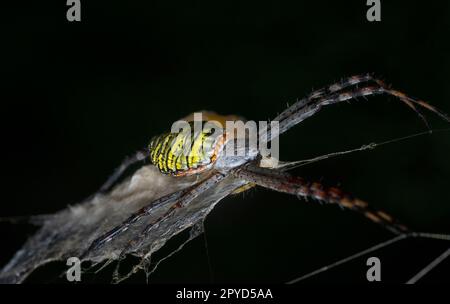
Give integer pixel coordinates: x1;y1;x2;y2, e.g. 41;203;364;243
1;74;449;284
83;74;448;260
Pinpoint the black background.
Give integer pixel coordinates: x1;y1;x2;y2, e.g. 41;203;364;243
2;1;450;283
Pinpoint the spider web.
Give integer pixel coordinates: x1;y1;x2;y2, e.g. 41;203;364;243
0;130;449;284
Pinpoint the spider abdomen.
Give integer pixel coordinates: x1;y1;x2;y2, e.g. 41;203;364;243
148;121;224;176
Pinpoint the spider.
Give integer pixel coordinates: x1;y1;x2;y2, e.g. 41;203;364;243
2;73;448;284
80;72;450;270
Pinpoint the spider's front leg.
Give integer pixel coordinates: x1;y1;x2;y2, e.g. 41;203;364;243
263;74;450;143
235;165;409;235
272;74;376;124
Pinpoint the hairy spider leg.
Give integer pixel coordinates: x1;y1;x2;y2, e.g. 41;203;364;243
111;172;225;282
261;75;450;143
259;74;375;143
272;73;375;124
285;80;450;134
82;172;225;260
81;185;189;259
236;165;409;234
98;150;150;193
119;172;225;257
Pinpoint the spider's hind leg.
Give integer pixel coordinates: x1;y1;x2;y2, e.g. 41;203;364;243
97;149;150;194
236;165;409;235
82;172;225;261
110;172;225;283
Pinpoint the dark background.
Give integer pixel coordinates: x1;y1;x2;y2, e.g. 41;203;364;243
2;1;450;283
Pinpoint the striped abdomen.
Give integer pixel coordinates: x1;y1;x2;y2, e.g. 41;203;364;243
149;121;224;176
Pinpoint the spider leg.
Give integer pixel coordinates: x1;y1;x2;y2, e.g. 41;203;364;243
97;149;149;193
110;202;187;283
273;73;375;123
81;172;225;260
117;172;225;256
235;165;409;235
278;83;449;137
262;76;449;143
81;185;189;259
259;74;375;142
109;172;225;282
